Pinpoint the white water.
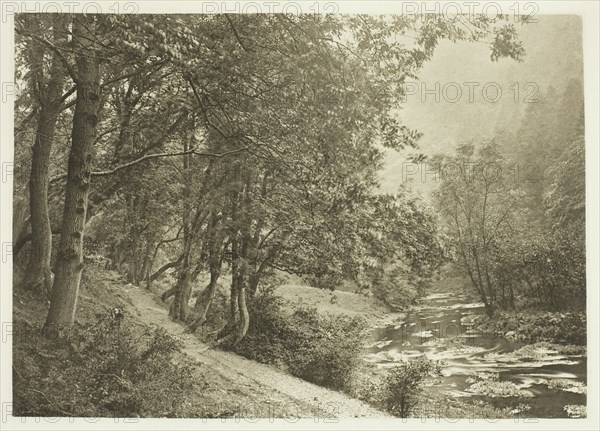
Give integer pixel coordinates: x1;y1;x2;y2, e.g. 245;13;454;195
366;292;587;418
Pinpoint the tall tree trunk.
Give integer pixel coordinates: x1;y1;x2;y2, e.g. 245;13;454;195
43;16;100;337
234;175;252;344
217;190;241;343
27;108;59;296
170;259;192;321
236;281;249;345
190;213;224;331
170;134;193;321
25;15;67;297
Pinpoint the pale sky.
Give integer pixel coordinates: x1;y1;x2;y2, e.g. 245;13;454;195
378;15;584;198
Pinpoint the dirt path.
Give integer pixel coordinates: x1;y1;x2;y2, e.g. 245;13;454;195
122;286;390;419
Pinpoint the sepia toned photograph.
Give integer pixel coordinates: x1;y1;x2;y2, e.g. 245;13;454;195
0;1;598;429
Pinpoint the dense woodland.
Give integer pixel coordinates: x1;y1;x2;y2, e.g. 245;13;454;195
13;13;528;338
10;12;586;419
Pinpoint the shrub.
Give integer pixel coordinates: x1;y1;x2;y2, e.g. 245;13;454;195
382;356;441;418
13;317;195;417
564;404;587;418
233;289;367;391
547;379;586;394
478;311;586;345
346;362;388;406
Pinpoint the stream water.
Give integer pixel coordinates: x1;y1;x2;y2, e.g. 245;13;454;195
365;292;587;418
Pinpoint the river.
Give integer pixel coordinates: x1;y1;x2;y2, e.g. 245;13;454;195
365;292;587;418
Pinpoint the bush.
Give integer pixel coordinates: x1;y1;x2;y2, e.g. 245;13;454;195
232;289;367;391
547;379;586;394
346;362;388;406
382;356;441;417
13;317;195;417
564;404;587;418
478;311;586;345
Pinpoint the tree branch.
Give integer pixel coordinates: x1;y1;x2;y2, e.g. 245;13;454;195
151;254;184;282
225;15;250;52
49;147;248;183
101;60;167;88
16;25;78;82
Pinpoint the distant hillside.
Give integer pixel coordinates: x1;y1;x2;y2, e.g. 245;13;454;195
379;15;584;199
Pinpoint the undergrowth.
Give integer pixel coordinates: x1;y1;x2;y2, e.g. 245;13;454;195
13;317;196;417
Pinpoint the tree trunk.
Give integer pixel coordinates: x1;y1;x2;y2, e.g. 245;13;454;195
169;134;193;321
161;286;177;302
27;108;59;297
43;16;100;337
25;15;67;297
235;175;254;343
189;267;220;332
152;254;183;282
170;259;192;321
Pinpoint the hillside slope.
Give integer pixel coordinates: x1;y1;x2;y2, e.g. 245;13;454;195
123;283;390;418
13;267;389;418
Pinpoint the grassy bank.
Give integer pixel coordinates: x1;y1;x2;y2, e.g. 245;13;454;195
275;283;391;319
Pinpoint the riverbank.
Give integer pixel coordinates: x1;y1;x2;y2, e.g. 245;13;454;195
363;291;588;419
476;310;587;345
13;269;587;419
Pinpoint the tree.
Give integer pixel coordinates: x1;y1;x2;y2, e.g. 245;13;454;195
497;80;584;231
545;135;585;240
365;190;446;309
384;357;441;418
432;141;518;316
15;15;69;296
43;15;102;336
490;85;585;310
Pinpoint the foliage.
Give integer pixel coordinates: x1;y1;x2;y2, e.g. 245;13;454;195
346;363;388;406
14;11;528;341
371;265;422;309
466;371;501;384
432;140;519;316
564;404;587;418
466;380;533;398
493;234;586;309
497;80;584;231
434;130;586;315
465;372;534;399
545;136;585;236
366;190;446;308
346;356;443;418
382;356;442;418
478;311;586;345
13;318;195;417
232;289;367;391
487;84;586;312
